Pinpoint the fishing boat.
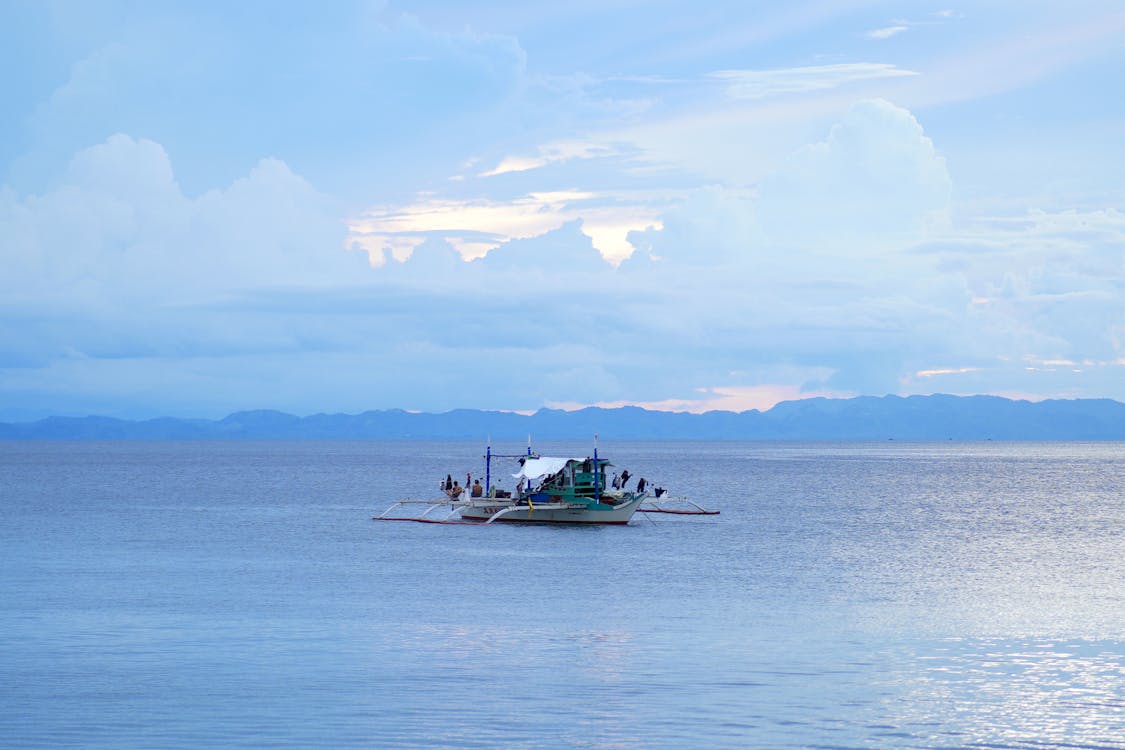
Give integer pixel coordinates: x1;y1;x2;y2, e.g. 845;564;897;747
373;441;718;525
458;454;644;524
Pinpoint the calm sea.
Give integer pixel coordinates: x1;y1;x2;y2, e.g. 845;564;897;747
1;440;1123;749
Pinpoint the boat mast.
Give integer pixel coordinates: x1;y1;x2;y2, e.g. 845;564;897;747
594;434;601;503
485;438;491;494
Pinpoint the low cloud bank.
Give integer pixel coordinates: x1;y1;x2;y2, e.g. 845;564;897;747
3;102;1123;418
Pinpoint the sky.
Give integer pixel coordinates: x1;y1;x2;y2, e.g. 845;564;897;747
2;0;1124;420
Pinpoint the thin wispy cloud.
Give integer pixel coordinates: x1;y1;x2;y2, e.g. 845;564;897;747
868;25;909;39
915;367;979;378
710;63;918;100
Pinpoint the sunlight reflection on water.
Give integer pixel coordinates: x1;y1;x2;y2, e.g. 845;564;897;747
881;639;1125;748
0;441;1123;748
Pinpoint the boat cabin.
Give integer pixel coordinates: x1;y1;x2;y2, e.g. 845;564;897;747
514;456;612;500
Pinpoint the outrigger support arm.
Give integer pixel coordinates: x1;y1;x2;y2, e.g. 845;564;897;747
485;505;524;524
373;497;473;522
375;500;407;518
484;502;571;524
637;496;720;515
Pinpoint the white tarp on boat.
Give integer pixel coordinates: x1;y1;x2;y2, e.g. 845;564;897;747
512;456;578;481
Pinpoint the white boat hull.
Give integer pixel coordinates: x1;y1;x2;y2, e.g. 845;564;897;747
458;495;644;524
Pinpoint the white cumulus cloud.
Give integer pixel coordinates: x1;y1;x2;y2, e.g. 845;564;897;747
757;99;952;252
0;134;366;371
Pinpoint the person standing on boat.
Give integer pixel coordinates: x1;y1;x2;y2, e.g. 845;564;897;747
620;469;631;489
611;472;621;489
636;477;646;494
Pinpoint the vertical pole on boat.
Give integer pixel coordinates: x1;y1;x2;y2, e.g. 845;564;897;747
594;433;601;503
485;439;491;495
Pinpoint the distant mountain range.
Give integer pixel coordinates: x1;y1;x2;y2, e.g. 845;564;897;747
3;395;1125;440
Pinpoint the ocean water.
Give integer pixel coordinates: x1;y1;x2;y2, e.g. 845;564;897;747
1;440;1123;749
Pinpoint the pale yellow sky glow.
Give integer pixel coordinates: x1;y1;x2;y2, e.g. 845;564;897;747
477;140;618;177
348;191;662;265
547;384;849;414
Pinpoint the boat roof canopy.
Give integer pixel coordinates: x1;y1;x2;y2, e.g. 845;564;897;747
512;456;611;480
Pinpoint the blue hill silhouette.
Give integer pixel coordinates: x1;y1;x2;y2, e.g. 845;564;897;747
3;394;1124;440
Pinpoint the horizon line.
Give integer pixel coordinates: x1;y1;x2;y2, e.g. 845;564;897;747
5;392;1120;425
